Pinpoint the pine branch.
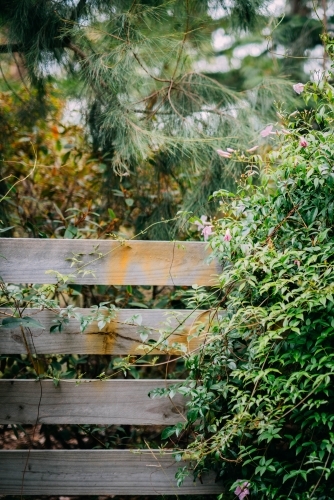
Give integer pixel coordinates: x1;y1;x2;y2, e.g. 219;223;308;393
65;41;87;62
65;42;110;97
132;52;170;83
0;41;85;59
0;41;86;61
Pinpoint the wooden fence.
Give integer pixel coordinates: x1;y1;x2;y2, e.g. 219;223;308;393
0;238;223;496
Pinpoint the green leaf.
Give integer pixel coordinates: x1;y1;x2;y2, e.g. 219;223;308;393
1;317;45;329
64;224;78;239
161;426;176;440
108;208;116;220
61;150;71;165
50;323;62;333
128;301;149;309
187;409;199;423
61;369;76;379
53;378;60;387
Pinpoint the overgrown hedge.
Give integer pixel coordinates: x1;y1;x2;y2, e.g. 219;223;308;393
162;69;334;499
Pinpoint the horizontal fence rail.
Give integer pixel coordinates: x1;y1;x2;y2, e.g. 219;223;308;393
0;379;186;425
0;450;224;495
0;239;221;285
0;237;221;495
0;308;213;354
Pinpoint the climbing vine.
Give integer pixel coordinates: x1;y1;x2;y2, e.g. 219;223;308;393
159;52;334;499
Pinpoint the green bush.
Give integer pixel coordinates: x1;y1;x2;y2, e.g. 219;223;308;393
164;72;334;499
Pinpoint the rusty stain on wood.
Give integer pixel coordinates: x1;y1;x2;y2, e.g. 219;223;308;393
0;308;213;354
0;239;221;285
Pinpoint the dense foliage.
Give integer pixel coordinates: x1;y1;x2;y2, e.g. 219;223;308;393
160;59;334;499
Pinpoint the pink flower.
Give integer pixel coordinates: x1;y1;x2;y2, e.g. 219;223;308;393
202;225;214;241
217;149;232;158
299;137;308;147
194;216;214;240
294;259;301;268
234;481;250;500
194;215;208;231
226;148;235;153
247;145;258;152
223;228;231;242
293;83;304;95
260;125;275;138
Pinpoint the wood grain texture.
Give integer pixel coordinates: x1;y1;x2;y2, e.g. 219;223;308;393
0;308;212;354
0;379;187;425
0;450;223;495
0;239;220;285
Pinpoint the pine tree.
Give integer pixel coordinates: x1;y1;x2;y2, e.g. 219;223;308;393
0;0;299;239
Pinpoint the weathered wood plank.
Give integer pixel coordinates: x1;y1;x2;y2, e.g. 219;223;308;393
0;379;187;425
0;239;220;285
0;308;211;354
0;450;223;495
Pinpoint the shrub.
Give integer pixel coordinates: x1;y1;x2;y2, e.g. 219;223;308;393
165;73;334;499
